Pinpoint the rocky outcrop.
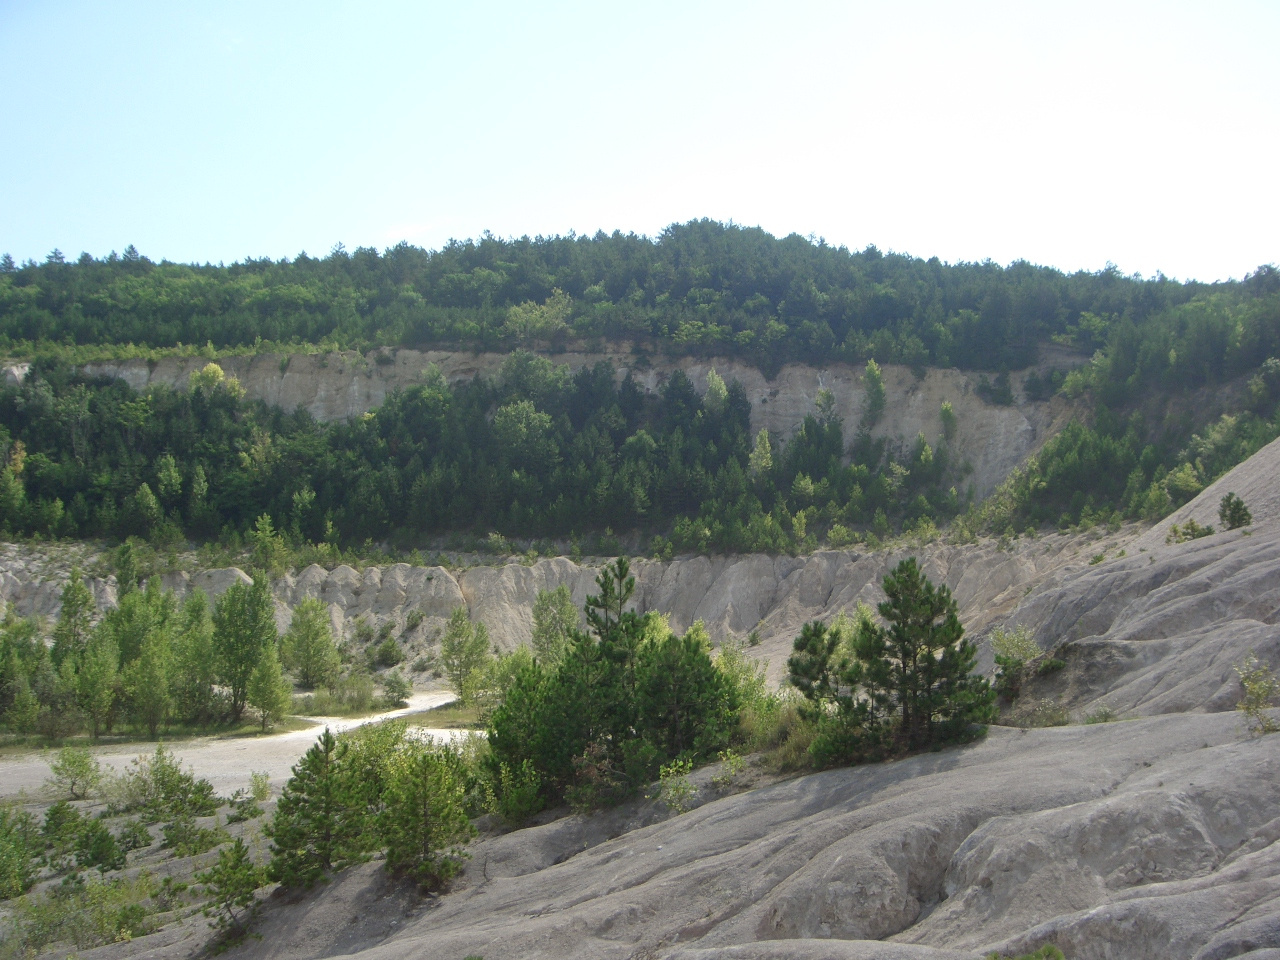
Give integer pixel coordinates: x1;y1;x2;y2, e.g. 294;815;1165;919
79;347;1067;498
228;711;1280;960
991;434;1280;717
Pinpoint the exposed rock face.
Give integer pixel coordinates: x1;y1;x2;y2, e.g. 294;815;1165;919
992;434;1280;717
229;712;1280;960
79;347;1066;497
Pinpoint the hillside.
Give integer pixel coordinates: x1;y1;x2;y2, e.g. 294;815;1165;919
20;435;1275;960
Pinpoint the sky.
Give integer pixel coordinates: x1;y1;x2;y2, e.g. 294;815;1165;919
1;0;1277;282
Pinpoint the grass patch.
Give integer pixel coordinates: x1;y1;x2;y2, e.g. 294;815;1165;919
408;701;482;730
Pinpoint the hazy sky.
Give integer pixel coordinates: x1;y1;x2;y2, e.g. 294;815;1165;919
2;1;1277;281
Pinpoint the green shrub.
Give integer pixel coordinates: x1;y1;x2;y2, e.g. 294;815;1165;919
489;759;543;827
655;757;695;814
1220;492;1253;530
380;669;412;708
1167;518;1215;543
113;746;220;821
116;818;153;852
1036;657;1066;676
1236;653;1280;735
1084;706;1118;724
196;837;264;937
46;747;103;800
225;790;263;824
0;808;38;899
1011;699;1070;728
161;817;227;857
74;818;125;873
250;770;271;801
1;872;158;955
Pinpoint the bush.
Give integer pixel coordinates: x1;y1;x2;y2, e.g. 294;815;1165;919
380;669;412;709
112;746;220;822
1167;518;1215;543
46;747;103;800
161;817;226;857
74;818;125;873
655;757;695;814
373;637;405;669
489;759;543;827
1;872;158;954
1235;653;1279;735
1220;492;1253;530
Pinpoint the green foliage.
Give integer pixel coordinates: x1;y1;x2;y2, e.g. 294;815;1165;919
74;818;125;873
1219;491;1253;530
710;748;745;790
788;558;996;766
987;947;1065;960
655;757;695;814
266;728;362;887
940;400;958;441
247;644;293;731
196;837;264;936
112;745;219;822
372;635;404;668
861;359;886;428
1235;653;1280;735
250;770;271;801
489;759;543;827
531;584;578;666
0;807;38;899
47;746;103;800
378;741;475;888
1167;518;1215;543
488;560;739;812
161;816;226;857
213;576;278;721
51;566;93;667
440;607;492;705
379;668;412;708
281;597;340;690
0;871;159;955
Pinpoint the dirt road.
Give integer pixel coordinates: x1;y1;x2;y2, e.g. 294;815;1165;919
0;691;461;801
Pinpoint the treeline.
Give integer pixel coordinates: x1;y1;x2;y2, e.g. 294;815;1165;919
0;353;967;554
0;565;403;742
3;220;1265;373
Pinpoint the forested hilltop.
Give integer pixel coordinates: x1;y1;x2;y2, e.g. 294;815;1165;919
3;220;1276;379
0;220;1279;557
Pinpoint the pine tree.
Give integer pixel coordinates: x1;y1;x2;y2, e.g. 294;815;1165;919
197;837;264;935
378;742;474;889
852;557;996;751
636;622;733;758
266;728;360;887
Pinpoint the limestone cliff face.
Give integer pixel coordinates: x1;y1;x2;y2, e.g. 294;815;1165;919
78;346;1069;498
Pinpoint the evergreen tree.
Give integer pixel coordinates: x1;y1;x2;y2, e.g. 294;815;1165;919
636;622;734;758
213;577;278;721
378;742;474;889
266;728;360;887
1219;492;1253;530
861;359;886;429
197;837;264;935
851;557;995;751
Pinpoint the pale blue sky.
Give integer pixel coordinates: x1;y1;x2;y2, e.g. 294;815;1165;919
2;1;1277;280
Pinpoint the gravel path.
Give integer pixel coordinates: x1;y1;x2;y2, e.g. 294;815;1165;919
0;691;460;800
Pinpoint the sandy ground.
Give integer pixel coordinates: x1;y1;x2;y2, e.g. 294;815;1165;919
0;691;461;800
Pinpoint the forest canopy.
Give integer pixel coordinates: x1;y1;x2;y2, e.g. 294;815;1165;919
4;221;1274;375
